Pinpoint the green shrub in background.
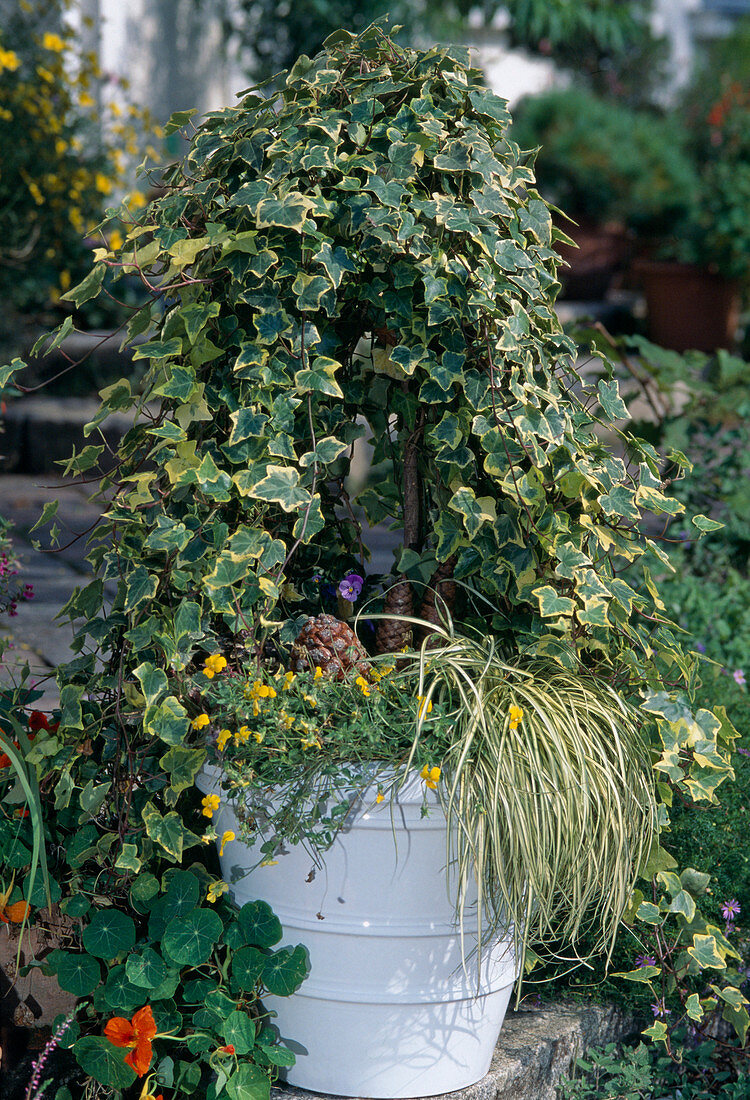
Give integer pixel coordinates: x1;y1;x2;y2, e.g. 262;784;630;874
510;87;698;233
0;0;157;329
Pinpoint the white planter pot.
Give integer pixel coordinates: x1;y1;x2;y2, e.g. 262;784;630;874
198;764;517;1099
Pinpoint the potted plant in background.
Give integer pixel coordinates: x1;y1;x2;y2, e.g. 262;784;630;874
631;23;750;353
5;19;745;1100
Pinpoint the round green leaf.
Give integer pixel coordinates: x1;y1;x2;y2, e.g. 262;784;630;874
162;908;223;966
73;1036;137;1090
54;952;101;997
61;894;90;919
126;947;167;990
226;1064;270;1100
130;872;160;912
82;909;136;959
231;946;266;991
104;965;148;1013
237;900;282;948
222;1009;256;1056
262;945;309;997
163;870;200;922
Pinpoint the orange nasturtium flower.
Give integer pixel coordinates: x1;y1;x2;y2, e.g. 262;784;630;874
104;1004;157;1076
0;878;31;924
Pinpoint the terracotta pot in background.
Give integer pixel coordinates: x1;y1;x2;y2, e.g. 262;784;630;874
633;260;741;353
555;221;631;301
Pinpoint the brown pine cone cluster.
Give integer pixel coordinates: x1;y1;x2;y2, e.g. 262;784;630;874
291;614;371;680
415;554;458;648
375;577;413;655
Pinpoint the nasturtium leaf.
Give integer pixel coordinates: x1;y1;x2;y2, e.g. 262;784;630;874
222;1010;256;1055
231;946;267;990
163;870;201;921
162;908;223;966
73;1037;137;1090
262;945;309;996
126;947;167;990
260;1045;296;1067
82;909;136;959
53;952;102;996
237;900;282;948
226;1063;270;1100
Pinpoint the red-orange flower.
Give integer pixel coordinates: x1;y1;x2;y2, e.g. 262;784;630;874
104;1005;157;1076
28;711;58;732
217;1044;235;1055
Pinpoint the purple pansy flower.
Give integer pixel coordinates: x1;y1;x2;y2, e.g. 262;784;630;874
720;899;741;921
338;573;364;602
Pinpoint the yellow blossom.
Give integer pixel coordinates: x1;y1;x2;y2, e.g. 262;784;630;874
201;793;220;818
355;675;370;697
219;830;235;856
108;229;123;251
207;880;228;903
509;704;524;730
59;270;71;290
417;694;433;720
42;33;66;52
235;726;251;744
0;48;21;72
375;792;384;804
314;666;323;680
192;713;210;730
79;92;95;108
204;654;227;677
216;728;232;752
303;694;317;708
253;732;264;744
420;765;441;790
252;699;260;717
283;671;295;689
279;711;294;730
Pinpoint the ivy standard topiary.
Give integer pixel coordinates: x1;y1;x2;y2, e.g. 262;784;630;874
4;22;747;1092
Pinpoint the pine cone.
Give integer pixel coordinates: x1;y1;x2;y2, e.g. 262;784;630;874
375;577;414;655
416;554;457;648
291;615;371;680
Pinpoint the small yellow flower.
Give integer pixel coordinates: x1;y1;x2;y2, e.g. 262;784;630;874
313;666;323;680
204;654;227;677
417;694;433;720
219;830;235;856
0;48;21;72
252;699;260;717
217;728;232;752
235;726;251;744
303;694;317;708
420;765;441;790
192;713;210;730
207;880;228;903
42;33;66;52
509;704;524;730
253;732;264;744
201;793;220;818
279;710;294;730
355;675;371;697
108;229;124;252
283;671;295;689
375;792;384;804
79;92;95;108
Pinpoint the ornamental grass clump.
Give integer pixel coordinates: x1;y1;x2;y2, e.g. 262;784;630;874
2;21;746;1076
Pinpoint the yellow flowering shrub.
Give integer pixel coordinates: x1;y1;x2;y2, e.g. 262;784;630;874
0;0;158;318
